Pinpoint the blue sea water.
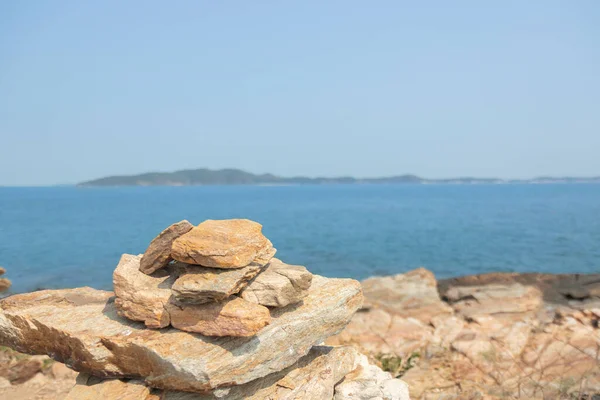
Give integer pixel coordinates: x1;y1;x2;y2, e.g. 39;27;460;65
1;184;600;294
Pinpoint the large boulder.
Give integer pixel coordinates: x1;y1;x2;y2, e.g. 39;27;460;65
65;347;413;400
139;220;194;275
0;276;362;393
240;258;313;307
163;346;360;399
171;219;275;268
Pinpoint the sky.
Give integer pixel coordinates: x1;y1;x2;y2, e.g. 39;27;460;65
1;1;599;185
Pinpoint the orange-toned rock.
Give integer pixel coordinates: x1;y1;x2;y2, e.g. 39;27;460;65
0;278;10;292
166;296;271;337
140;220;194;275
171;219;275;269
172;263;263;304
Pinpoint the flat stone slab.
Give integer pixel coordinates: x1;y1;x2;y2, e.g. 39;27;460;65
140;220;194;275
66;346;361;400
172;264;263;304
166;296;271;337
0;276;362;393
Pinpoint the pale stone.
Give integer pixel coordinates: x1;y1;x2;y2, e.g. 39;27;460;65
430;315;464;349
166;296;271;337
113;254;177;328
360;268;453;324
50;362;78;380
171;219;276;268
65;374;151;400
241;258;313;307
172;263;263;304
0;377;10;388
140;220;194;275
334;354;411;400
161;346;360;400
0;275;362;392
447;283;542;317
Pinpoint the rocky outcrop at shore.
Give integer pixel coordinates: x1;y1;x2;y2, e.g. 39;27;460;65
0;268;11;293
0;219;410;399
328;269;600;399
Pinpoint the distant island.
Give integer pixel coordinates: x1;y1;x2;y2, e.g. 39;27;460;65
77;169;600;187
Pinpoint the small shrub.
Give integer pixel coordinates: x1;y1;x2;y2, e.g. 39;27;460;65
375;352;420;378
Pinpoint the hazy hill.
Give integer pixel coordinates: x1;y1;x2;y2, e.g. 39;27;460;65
77;169;600;187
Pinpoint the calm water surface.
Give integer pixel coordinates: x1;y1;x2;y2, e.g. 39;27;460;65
1;184;599;293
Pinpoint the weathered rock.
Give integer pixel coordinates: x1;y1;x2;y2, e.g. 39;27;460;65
50;362;78;380
438;271;600;306
327;308;433;357
334;354;410;400
360;268;452;324
65;374;152;400
172;263;263;304
329;268;451;356
446;283;542;318
0;356;44;384
140;220;194;275
0;268;10;292
241;258;313;307
160;346;360;400
64;346;364;400
113;254;178;328
0;275;362;392
166;296;271;337
171;219;276;268
0;278;11;292
430;315;465;350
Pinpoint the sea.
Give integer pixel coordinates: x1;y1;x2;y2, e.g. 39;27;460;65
1;184;599;294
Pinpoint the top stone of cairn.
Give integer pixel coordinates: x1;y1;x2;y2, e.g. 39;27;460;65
171;219;276;269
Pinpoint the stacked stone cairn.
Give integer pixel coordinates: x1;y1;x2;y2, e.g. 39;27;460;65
0;219;410;399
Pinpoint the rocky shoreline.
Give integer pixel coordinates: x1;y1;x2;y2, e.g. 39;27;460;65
0;219;409;400
329;268;600;399
0;221;599;399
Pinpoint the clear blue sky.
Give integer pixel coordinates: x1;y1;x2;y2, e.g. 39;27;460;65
1;1;599;185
